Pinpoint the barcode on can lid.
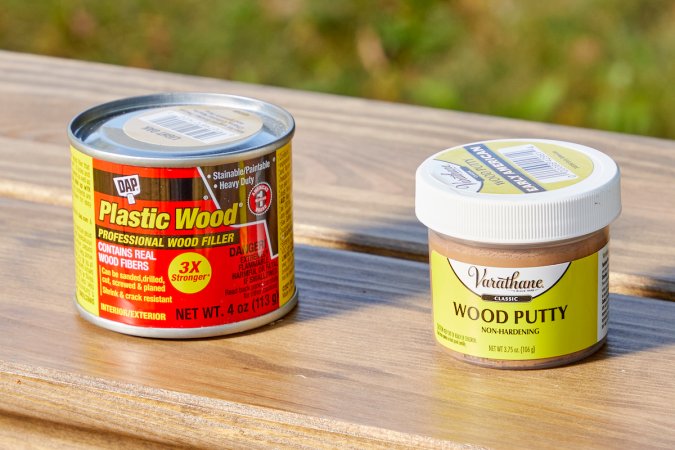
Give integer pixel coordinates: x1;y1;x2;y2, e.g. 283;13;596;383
140;110;239;144
499;144;577;183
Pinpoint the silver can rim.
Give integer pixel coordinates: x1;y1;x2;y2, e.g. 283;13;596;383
68;92;295;167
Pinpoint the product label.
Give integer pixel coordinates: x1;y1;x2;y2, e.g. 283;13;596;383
71;143;295;329
123;106;263;147
429;140;594;194
431;245;609;360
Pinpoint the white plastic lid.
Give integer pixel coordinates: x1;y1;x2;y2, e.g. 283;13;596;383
415;139;621;244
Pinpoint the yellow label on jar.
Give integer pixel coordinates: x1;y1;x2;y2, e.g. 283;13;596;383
431;245;609;360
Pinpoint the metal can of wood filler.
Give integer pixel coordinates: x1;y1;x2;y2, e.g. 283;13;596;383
69;93;297;338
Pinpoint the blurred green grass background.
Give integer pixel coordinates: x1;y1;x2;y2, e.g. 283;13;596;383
1;0;673;138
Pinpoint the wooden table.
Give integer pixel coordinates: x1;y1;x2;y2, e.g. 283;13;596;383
1;50;674;448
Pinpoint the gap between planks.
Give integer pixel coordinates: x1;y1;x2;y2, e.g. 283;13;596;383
0;179;671;302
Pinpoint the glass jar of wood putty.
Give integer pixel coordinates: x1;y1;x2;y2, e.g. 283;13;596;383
415;139;621;369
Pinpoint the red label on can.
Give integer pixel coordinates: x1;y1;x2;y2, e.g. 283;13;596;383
71;143;295;331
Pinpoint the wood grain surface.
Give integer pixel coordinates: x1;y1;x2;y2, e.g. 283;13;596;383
0;51;674;300
1;51;674;448
0;196;674;448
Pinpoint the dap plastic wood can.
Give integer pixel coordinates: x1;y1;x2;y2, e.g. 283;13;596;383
69;93;297;338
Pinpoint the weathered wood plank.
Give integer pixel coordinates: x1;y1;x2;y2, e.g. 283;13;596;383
0;409;177;450
0;363;459;450
0;51;673;299
0;197;673;448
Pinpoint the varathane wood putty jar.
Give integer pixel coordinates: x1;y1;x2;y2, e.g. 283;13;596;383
415;139;621;369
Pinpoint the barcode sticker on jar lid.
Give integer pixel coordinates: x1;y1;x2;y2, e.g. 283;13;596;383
428;140;593;195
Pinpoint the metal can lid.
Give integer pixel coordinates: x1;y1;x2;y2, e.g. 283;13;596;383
69;93;294;166
415;139;622;244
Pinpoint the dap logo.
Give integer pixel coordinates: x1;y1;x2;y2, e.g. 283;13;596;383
113;175;141;204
